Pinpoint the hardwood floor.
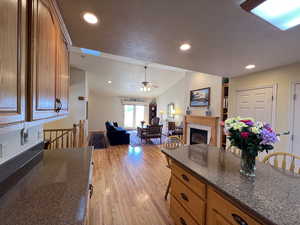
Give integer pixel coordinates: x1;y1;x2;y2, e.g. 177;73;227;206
90;145;174;225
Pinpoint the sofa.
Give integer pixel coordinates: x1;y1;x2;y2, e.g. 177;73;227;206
105;121;130;146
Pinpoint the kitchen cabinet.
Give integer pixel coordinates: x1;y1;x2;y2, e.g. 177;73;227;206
170;161;265;225
56;34;70;115
0;0;27;126
29;0;71;121
207;188;263;225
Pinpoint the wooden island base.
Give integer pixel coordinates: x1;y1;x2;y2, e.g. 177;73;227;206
170;161;265;225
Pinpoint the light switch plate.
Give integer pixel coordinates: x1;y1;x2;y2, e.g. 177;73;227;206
0;144;3;158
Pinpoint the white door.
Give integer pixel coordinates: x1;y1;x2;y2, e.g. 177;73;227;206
236;87;274;124
291;84;300;158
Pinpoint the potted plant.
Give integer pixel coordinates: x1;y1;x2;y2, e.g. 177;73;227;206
224;117;279;177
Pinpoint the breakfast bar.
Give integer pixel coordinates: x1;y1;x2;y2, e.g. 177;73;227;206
162;144;300;225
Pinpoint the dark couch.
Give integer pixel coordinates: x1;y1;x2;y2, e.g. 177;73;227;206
105;121;130;146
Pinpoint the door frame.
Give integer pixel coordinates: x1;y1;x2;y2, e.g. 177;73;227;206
289;81;300;154
235;84;277;128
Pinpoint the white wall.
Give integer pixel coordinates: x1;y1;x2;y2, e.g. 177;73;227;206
157;72;222;121
88;90;150;131
44;67;88;129
228;62;300;153
156;77;187;124
0;125;43;165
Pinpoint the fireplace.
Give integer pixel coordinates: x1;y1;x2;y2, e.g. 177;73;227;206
184;115;219;146
190;128;208;145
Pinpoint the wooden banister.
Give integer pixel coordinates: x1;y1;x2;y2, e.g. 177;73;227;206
44;120;88;150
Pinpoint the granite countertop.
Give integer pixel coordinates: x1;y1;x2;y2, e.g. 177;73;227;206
162;145;300;225
0;147;93;225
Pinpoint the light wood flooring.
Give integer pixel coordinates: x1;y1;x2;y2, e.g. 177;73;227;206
89;145;174;225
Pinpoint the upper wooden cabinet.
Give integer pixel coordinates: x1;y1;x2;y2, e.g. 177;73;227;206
0;0;27;126
56;34;70;115
28;0;71;121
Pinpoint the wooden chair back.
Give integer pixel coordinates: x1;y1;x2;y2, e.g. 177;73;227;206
168;121;176;131
262;152;300;174
163;136;184;167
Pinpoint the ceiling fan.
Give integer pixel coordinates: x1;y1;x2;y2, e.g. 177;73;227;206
140;66;159;92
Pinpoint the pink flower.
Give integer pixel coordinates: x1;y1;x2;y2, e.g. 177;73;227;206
241;132;250;139
220;121;225;126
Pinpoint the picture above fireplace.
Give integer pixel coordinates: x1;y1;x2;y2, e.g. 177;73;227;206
190;87;210;107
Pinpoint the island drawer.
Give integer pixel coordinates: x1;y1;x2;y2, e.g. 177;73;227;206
172;161;206;199
170;196;200;225
171;175;205;225
207;187;264;225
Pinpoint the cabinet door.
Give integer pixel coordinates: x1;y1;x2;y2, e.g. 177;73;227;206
207;188;263;225
0;0;26;126
30;0;58;120
56;35;69;115
208;209;233;225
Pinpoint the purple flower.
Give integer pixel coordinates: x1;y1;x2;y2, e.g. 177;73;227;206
260;128;278;145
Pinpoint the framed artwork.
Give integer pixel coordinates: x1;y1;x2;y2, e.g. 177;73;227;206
190;87;210;107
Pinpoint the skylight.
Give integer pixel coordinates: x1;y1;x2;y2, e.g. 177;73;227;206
80;48;101;56
241;0;300;31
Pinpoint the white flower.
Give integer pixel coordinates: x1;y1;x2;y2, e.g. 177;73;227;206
255;121;264;128
251;127;260;134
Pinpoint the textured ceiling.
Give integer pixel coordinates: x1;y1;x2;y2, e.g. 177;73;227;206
58;0;300;77
70;48;186;98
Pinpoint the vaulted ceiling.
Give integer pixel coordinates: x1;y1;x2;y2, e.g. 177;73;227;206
57;0;300;77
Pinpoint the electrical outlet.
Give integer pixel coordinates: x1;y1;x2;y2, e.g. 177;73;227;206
21;128;29;146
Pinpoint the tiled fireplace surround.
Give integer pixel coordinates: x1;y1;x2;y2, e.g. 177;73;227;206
184;115;219;146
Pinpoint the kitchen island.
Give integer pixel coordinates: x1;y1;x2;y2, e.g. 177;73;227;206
0;145;94;225
162;144;300;225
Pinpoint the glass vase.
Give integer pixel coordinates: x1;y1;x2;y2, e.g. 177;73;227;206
240;150;256;177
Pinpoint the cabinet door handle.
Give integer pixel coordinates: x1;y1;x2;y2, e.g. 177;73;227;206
181;174;189;182
179;217;187;225
232;214;248;225
89;184;94;199
180;193;189;202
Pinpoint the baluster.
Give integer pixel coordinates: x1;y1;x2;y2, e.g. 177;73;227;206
274;155;278;168
282;155;286;170
290;157;295;173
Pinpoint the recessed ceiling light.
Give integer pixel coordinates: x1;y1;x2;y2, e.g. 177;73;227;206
108;80;112;84
180;43;191;51
241;0;300;30
83;12;98;24
245;64;256;70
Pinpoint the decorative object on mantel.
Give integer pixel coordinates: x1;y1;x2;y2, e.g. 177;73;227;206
224;117;279;177
190;87;210;107
205;105;212;116
186;106;191;115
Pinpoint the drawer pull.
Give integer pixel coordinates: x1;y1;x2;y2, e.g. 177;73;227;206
232;214;248;225
179;217;187;225
89;184;94;199
181;174;189;182
180;193;189;202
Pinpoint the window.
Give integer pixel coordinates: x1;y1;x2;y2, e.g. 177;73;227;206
124;105;145;128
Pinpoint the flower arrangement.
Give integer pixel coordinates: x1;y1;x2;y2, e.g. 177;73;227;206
224;117;279;176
